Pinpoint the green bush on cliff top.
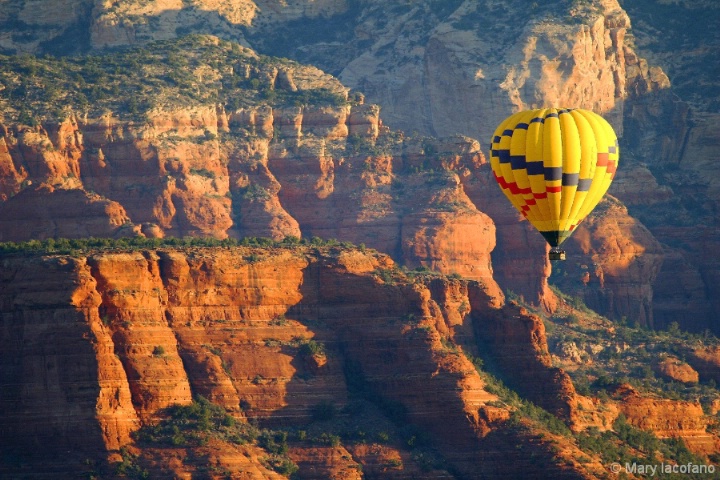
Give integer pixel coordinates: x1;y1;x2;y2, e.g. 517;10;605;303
0;235;370;256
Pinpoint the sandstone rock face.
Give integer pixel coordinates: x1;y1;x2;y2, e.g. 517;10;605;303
612;384;718;455
624;120;720;333
553;196;665;328
654;356;699;384
0;110;502;284
687;347;720;384
258;0;720;334
0;99;674;332
469;289;576;421
571;394;620;434
328;0;718;333
90;0;257;49
464;163;557;311
288;445;363;480
0;185;132;241
1;0;718;333
1;113;235;240
0;255;140;462
610;163;674;207
88;252;195;418
337;0;652;141
0;246;593;478
650;246;714;332
0;0;669;143
611;4;720;332
0;0;350;53
618;94;720;333
0;0;90;54
90;0;350;49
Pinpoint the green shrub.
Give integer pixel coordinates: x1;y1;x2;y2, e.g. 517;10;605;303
261;454;299;476
114;447;149;479
313;432;341;446
133;396;258;447
189;167;216;179
258;430;289;455
299;339;325;358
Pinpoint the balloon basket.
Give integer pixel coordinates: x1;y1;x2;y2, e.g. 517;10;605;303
549;248;566;261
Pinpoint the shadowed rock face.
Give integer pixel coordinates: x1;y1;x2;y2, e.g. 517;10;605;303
4;246;714;476
551;196;665;328
0;247;592;478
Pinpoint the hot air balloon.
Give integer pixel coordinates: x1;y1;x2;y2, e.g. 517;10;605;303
489;108;619;261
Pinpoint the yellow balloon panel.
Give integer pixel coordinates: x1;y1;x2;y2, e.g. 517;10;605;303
489;108;619;247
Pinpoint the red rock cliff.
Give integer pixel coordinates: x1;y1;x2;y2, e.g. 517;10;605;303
0;107;500;289
0;246;596;478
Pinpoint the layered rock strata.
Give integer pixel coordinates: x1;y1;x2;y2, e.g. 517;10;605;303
0;246;590;478
0;107;500;287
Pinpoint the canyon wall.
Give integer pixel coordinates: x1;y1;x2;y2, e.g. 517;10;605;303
252;0;719;333
0;21;505;301
0;104;500;289
0;246;596;478
330;0;718;333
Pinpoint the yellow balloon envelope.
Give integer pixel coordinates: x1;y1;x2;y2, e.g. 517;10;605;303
490;108;619;255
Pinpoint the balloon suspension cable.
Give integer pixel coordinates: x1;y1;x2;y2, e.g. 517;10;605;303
549;247;566;261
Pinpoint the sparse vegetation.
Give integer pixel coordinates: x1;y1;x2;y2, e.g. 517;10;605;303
0;0;716;477
261;454;299;476
134;396;258;447
472;278;720;474
298;339;326;359
577;416;710;479
189;167;216;179
129;397;299;476
0;235;375;256
471;362;572;437
542;286;720;404
0;35;348;124
269;314;288;326
238;183;271;202
115;447;149;479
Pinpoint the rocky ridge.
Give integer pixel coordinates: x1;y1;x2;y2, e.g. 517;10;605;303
0;245;600;478
1;92;668;331
0;102;501;288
